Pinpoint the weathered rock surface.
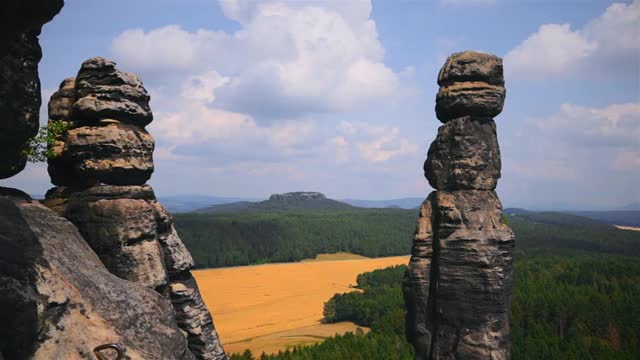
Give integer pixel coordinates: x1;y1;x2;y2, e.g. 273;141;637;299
72;57;152;127
0;0;63;179
432;191;514;359
169;276;228;360
425;116;501;190
47;61;155;186
435;51;505;123
405;51;514;360
63;187;168;289
48;77;77;121
40;56;228;360
403;194;436;358
0;188;195;360
45;183;227;359
63;123;154;185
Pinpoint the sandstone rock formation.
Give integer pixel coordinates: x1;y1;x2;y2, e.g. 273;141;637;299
0;0;64;178
1;4;226;359
0;188;195;360
47;58;154;186
43;58;228;360
404;51;515;360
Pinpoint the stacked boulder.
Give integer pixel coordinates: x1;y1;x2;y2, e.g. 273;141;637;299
43;57;228;360
403;51;515;360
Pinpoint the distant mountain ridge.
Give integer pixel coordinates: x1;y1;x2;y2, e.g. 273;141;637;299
158;195;262;213
340;197;424;209
195;191;353;213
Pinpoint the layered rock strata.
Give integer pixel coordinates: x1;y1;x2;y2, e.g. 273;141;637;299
43;58;228;360
404;51;515;360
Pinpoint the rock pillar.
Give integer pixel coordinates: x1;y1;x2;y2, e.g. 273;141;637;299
42;57;228;360
404;51;515;360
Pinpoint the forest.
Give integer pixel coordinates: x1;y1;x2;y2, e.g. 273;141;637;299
230;253;640;360
174;208;640;268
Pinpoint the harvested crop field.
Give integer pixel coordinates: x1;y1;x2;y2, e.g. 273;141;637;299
616;225;640;231
193;254;410;355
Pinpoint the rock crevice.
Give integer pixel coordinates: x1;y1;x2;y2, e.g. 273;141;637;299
404;51;515;360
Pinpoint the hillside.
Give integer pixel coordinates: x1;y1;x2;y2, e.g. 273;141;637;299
196;192;353;213
175;207;640;269
567;210;640;227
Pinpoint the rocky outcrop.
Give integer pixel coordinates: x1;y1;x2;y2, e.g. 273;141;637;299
0;0;63;178
404;51;515;360
435;51;505;123
47;58;154;186
0;188;195;360
43;58;228;360
424;116;501;190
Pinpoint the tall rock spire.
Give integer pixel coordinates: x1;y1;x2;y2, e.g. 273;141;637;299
43;57;228;360
404;51;515;360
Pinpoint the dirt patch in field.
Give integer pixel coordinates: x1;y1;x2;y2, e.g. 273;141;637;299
193;255;409;355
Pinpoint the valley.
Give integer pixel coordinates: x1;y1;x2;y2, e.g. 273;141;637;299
193;254;409;355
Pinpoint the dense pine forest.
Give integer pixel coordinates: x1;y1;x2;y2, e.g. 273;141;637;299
174;208;640;268
174;209;416;268
230;254;640;360
176;205;640;358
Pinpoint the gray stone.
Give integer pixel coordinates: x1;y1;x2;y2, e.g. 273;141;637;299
437;51;504;86
403;194;436;360
72;57;153;127
0;188;195;359
62;123;155;185
424;116;501;190
48;77;76;121
406;51;514;360
169;276;229;360
435;51;505;123
64;186;168;289
0;0;63;179
404;191;514;360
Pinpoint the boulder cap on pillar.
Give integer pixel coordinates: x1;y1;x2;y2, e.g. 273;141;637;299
72;57;153;127
435;51;505;122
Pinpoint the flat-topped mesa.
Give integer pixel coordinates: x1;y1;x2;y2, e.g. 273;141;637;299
269;191;327;201
47;57;154;187
435;51;505;123
43;57;228;360
404;51;514;360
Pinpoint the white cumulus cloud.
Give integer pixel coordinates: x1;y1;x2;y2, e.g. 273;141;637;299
112;0;402;119
504;0;640;78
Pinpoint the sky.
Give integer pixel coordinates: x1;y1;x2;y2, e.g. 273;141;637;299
2;0;638;210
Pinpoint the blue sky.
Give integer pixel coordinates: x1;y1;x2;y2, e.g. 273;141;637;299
3;0;638;210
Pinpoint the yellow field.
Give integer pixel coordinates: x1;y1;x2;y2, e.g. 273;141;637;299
300;252;370;262
193;255;410;355
616;225;640;231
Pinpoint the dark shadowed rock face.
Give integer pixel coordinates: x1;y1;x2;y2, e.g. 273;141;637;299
168;275;228;360
0;0;63;179
435;51;505;123
405;51;514;360
425;116;501;190
0;189;195;360
0;32;43;178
